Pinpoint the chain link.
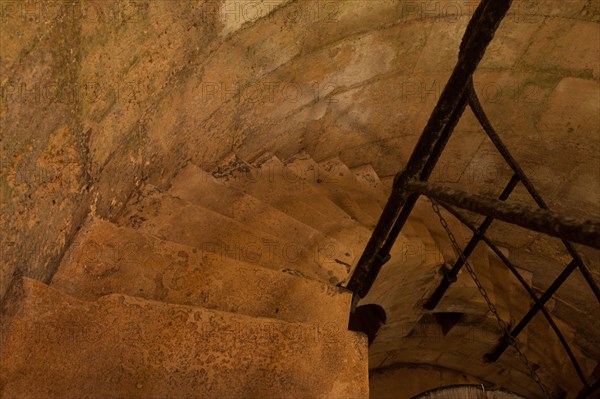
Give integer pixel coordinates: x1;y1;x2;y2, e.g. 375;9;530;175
430;199;551;398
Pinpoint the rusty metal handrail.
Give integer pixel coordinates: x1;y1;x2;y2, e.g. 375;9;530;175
346;0;513;299
345;0;599;394
402;179;600;249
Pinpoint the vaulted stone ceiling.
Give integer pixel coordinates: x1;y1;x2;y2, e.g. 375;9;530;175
1;1;599;398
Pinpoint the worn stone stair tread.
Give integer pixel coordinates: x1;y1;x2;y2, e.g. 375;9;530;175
212;153;436;300
50;217;353;328
117;189;349;285
285;153;378;214
215;155;355;224
350;164;388;208
1;278;369;399
380;175;394;197
326;174;443;263
347;165;423;236
283;154;377;227
168;163;354;268
212;190;362;279
286;156;375;228
209;158;382;278
318;157;385;221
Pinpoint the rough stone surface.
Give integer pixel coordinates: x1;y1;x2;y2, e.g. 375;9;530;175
51;217;352;327
117;187;348;285
1;278;369;399
285;153;379;226
216;156;355;224
168;162;355;267
210;155;383;278
2;0;599;397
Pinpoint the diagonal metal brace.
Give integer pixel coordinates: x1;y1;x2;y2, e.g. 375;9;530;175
424;174;520;310
439;262;458;284
484;259;579;362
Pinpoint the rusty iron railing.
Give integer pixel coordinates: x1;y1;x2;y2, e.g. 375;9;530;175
345;0;600;398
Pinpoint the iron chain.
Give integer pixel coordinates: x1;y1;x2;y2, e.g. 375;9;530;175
430;199;551;398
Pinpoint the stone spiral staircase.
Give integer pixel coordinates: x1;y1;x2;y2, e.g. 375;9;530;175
0;152;591;398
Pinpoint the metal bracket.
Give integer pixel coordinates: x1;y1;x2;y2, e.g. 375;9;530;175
375;252;391;268
440;262;457;284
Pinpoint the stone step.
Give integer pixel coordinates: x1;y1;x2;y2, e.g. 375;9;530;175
51;217;353;328
318;157;385;221
380;175;394;197
348;164;423;237
215;155;354;223
284;154;377;227
212;154;428;290
117;189;349;285
210;157;381;279
168;163;355;268
349;164;388;208
1;278;369;399
277;156;427;264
